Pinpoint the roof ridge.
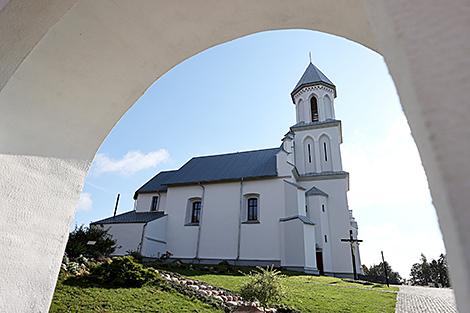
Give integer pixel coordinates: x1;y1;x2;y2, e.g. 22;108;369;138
191;147;280;160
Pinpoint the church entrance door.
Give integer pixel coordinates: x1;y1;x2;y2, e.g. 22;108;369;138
316;251;324;275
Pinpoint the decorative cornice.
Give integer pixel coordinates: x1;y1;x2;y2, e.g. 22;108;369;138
295;171;349;182
291;83;336;102
290;119;341;132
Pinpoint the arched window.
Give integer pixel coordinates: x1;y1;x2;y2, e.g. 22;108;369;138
243;194;260;222
150;196;159;211
319;135;332;171
303;137;315;173
296;99;303;122
247;197;258;221
191;200;201;224
310;96;319;122
185;198;202;225
324;95;333;119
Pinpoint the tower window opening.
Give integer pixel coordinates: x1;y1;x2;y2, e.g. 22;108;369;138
324;235;328;243
322;204;325;212
150;196;158;211
310;97;319;122
307;144;312;163
323;142;328;161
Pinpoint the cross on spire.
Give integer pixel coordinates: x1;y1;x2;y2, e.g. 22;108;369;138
309;52;312;63
341;230;363;280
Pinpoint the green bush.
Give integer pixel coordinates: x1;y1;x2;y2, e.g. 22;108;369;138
88;256;164;287
240;266;285;307
66;225;117;259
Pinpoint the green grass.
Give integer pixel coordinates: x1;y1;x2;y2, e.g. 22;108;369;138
182;270;398;313
50;278;222;313
51;266;397;313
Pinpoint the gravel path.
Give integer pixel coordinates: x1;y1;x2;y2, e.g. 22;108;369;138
395;285;457;313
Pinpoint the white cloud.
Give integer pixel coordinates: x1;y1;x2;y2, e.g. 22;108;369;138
93;149;170;176
343;116;432;209
76;192;93;212
342;116;446;277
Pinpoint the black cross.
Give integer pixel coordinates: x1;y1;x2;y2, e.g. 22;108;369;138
341;230;363;280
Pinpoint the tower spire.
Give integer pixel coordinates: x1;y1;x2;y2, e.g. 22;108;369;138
309;52;312;63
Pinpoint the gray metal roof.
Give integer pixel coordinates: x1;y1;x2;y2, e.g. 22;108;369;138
134;148;280;196
91;211;166;225
162;147;280;185
279;215;315;226
306;186;329;197
291;62;336;99
134;170;177;199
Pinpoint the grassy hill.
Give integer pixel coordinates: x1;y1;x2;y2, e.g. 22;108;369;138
50;267;397;312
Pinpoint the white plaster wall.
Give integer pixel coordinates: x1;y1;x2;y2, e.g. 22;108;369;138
294;86;335;123
294;125;343;174
280;219;304;267
307;194;333;272
135;192;167;212
302;178;359;275
141;216;167;258
198;182;239;259
102;223;144;256
239;179;285;261
0;156;88;313
165;185;202;258
284;181;299;217
0;1;469;311
303;223;317;270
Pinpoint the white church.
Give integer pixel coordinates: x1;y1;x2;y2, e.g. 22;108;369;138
92;62;362;277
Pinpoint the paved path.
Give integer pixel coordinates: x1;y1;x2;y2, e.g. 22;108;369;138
395;285;457;313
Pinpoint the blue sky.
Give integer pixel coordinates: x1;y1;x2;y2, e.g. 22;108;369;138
75;29;445;278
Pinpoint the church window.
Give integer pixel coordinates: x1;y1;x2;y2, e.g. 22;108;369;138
322;204;325;212
311;97;319;122
191;201;201;224
307;144;312;163
324;235;328;243
150;196;158;211
319;135;332;172
247;198;258;221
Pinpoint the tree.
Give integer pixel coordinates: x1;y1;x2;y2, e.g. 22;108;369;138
65;225;117;259
409;253;450;287
362;262;402;285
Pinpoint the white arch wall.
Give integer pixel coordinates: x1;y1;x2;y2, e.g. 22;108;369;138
0;1;469;312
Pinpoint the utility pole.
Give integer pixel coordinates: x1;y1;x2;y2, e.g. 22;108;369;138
113;193;120;217
341;230;363;280
381;251;390;287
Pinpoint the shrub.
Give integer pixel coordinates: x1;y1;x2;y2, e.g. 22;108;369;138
240;266;285;307
88;256;164;287
66;225;117;259
126;249;143;262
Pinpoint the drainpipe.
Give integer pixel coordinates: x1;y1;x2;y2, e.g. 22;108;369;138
156;191;161;211
195;183;205;260
139;222;149;255
236;178;244;263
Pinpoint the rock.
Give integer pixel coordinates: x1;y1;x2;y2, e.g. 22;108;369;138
226;301;238;306
190;285;199;291
234;306;264;312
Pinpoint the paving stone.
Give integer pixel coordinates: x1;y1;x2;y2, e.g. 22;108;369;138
396;285;457;313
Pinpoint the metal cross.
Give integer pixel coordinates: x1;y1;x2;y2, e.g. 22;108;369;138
341;230;363;280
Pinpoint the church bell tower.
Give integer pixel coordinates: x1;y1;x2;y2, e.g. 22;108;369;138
288;62;343;176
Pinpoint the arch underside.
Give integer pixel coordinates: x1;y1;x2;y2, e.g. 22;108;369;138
0;1;469;312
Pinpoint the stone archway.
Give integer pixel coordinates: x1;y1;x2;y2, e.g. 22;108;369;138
0;1;468;312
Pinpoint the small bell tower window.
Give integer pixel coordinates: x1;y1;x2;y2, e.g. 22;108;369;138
311;97;319;122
